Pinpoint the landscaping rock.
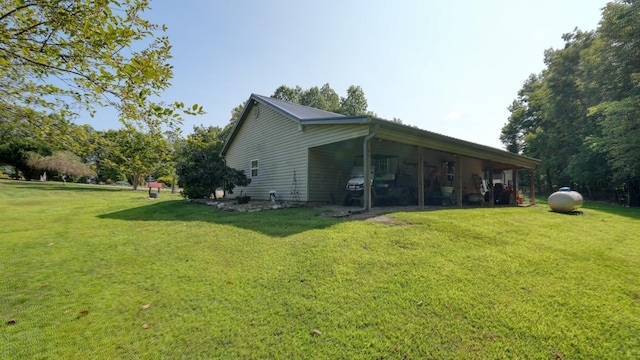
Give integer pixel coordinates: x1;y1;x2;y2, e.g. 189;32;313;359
186;199;300;213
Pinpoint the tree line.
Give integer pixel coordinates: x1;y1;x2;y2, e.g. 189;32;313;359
270;84;369;116
501;0;640;205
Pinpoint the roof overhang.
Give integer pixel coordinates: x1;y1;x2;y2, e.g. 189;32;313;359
371;119;541;170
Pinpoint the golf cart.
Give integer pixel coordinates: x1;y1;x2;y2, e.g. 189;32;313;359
343;154;412;207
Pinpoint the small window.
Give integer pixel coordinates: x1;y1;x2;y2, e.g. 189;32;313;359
251;159;259;177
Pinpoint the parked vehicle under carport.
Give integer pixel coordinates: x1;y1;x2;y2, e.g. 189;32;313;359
343;154;412;207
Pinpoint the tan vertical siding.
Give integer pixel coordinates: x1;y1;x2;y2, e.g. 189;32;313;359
225;105;307;201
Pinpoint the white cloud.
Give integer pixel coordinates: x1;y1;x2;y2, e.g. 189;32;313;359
445;110;462;121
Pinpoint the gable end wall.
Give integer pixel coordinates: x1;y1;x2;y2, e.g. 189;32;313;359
224;105;307;201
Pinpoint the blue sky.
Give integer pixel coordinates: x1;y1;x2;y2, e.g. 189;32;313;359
84;0;609;149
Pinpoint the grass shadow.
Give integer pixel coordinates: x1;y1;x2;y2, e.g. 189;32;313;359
97;200;341;237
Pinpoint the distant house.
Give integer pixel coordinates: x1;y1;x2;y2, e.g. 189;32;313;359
221;94;541;210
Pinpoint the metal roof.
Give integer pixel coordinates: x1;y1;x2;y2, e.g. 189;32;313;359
251;94;345;121
221;94;369;155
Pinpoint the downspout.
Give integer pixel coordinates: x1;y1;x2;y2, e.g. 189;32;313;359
350;125;380;215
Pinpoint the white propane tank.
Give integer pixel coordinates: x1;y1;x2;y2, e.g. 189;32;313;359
548;187;583;213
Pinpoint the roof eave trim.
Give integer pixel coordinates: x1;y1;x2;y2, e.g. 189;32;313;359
373;119;542;168
300;115;370;125
221;97;257;156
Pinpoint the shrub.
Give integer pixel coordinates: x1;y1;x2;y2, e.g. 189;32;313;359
180;185;212;199
156;176;174;187
0;165;11;179
176;147;250;199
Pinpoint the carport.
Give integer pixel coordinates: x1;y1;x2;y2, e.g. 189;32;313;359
307;118;541;211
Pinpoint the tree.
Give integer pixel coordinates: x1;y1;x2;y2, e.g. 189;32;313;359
319;83;340;112
500;100;527;154
186;125;228;153
338;85;368;115
590;98;640;182
0;136;47;180
536;32;593;190
270;83;359;114
0;0;203;138
28;151;95;184
230;101;247;123
500;74;547;155
99;127;169;190
176;125;249;199
597;0;640;102
299;86;327;110
272;85;302;103
176;145;250;199
500;0;640;200
0;107;57;179
588;0;640;183
502;40;596;192
566;141;610;198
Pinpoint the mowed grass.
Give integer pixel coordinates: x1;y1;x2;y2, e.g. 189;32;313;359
0;180;638;359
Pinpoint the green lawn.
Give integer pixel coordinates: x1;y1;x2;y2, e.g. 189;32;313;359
1;180;638;359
